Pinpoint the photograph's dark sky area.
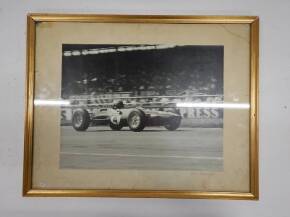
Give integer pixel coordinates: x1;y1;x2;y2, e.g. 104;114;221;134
61;44;223;98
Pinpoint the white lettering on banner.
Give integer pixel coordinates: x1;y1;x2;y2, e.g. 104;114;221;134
61;108;221;121
191;108;220;119
61;108;72;122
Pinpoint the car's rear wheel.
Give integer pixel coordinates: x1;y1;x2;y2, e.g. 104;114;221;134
164;117;181;131
109;122;123;131
72;109;90;131
127;110;146;132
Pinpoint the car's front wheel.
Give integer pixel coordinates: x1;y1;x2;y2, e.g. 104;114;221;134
127;110;146;132
72;109;90;131
164;117;181;131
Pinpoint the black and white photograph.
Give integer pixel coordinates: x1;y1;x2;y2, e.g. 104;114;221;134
60;44;224;171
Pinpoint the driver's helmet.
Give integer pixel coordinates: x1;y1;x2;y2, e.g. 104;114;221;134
114;100;124;109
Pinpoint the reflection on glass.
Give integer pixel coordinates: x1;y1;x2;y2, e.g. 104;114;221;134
176;102;250;109
34;99;70;106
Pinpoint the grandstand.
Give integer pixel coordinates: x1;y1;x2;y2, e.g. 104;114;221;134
61;44;223;99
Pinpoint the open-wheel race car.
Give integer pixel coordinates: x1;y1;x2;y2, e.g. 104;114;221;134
71;101;182;132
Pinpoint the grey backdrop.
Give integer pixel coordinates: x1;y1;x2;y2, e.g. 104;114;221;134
0;0;289;216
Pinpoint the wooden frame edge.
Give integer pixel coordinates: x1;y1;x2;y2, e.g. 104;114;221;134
23;14;259;200
27;13;258;24
24;189;257;200
249;17;259;200
23;15;36;196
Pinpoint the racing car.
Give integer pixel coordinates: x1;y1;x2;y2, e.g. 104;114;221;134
71;101;182;132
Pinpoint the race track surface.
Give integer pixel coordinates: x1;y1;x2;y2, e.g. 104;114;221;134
60;126;223;171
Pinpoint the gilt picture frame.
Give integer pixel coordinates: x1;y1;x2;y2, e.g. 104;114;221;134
23;14;259;200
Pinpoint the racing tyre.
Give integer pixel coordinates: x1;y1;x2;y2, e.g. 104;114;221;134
164;117;181;131
109;122;123;131
72;109;90;131
127;110;146;132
